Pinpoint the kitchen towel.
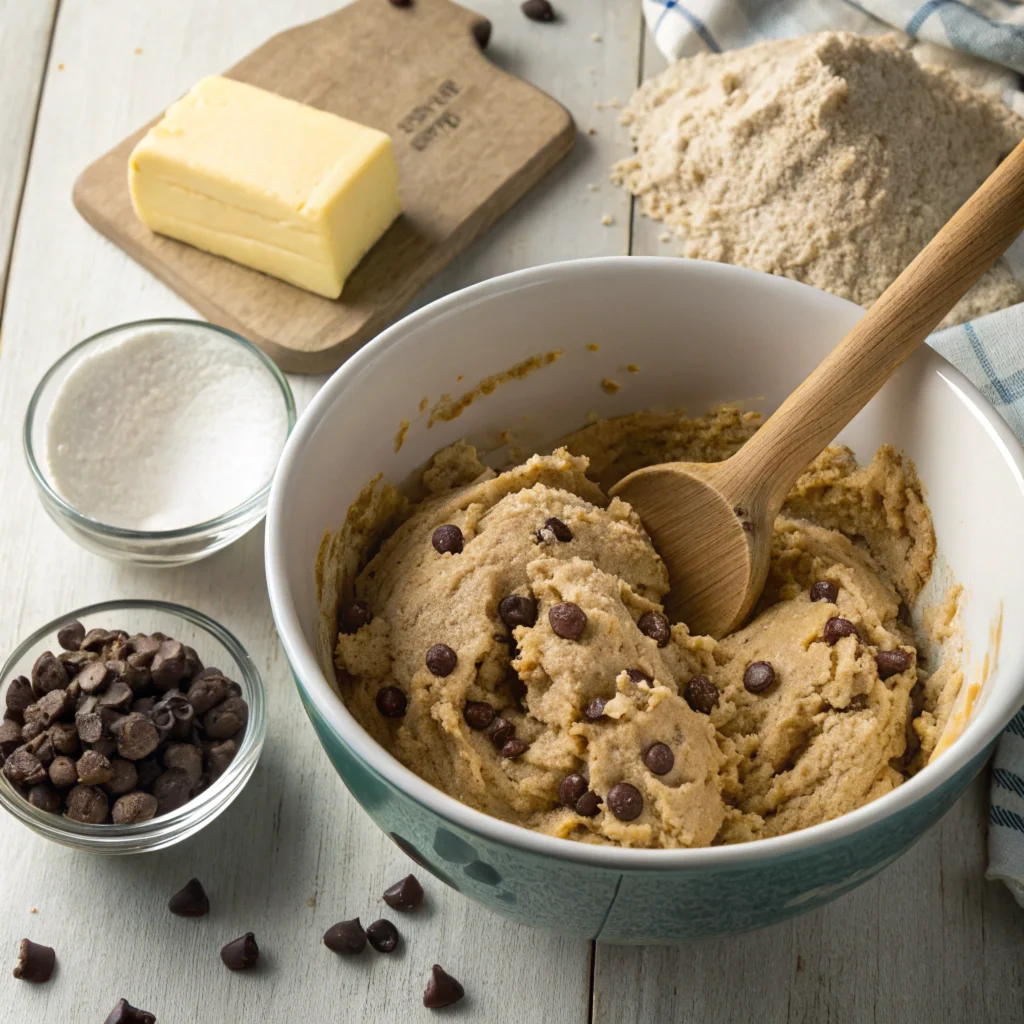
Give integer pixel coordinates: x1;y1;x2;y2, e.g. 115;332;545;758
641;0;1024;907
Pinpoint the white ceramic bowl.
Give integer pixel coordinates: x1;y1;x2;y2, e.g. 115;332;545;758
266;258;1024;942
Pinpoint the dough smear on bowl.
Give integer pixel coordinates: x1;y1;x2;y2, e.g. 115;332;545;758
333;408;962;848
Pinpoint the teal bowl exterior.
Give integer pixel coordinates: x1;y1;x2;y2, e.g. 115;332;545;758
296;670;992;943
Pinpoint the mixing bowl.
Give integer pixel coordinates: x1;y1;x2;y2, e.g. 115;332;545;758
266;257;1024;942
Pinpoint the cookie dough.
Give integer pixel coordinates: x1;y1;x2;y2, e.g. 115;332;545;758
334;409;960;848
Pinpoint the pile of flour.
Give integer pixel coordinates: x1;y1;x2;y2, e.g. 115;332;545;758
613;32;1024;325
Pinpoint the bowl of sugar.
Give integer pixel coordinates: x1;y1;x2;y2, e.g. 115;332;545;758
24;319;295;565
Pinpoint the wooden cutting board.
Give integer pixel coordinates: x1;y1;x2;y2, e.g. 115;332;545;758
72;0;575;374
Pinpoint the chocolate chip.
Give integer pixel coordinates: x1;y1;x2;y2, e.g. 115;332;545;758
876;648;913;680
163;743;203;787
75;711;103;745
23;731;54;766
5;676;34;716
366;918;399;953
58;650;98;679
77;750;113;785
423;964;465;1009
637;611;671;648
823;617;858;645
743;661;776;694
606;782;643;821
104;998;155;1024
49;756;77;789
134;756;162;791
3;749;46;786
32;652;68;696
498;595;538;629
549;602;586;640
488;717;515;746
169;878;210;917
426;643;458;677
13;938;55;983
323;918;366;955
382;874;424;911
543;516;573;542
104;759;138;796
684;675;720;714
79;628;112;653
339;600;372;634
643;742;674;775
376;686;408;718
65;784;109;823
116;713;160;760
97;680;133;710
431;524;464;555
206;739;237;777
626;669;653;686
575;790;602;817
186;671;231;714
472;18;491;49
388;0;413;6
463;701;495;730
151;640;188;692
202;695;247;740
0;718;21;758
583;697;608;720
48;722;79;755
111;791;158;824
221;932;259;971
56;620;86;652
521;0;555;22
76;661;112;695
810;580;839;603
152;768;193;814
500;738;529;759
27;784;61;813
558;773;587;807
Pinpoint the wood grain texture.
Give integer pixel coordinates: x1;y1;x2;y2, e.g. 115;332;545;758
72;0;576;374
0;1;642;1021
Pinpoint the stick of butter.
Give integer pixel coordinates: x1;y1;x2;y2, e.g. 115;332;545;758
128;76;402;299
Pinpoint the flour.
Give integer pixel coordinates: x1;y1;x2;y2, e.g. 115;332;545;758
45;324;289;531
613;32;1024;325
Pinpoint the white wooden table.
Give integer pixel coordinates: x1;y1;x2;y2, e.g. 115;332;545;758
0;3;1021;1021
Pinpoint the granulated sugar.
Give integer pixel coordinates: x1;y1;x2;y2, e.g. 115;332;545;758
613;32;1024;325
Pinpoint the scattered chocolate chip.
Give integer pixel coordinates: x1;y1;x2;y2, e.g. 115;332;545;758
168;878;209;917
521;0;555;22
743;661;776;694
117;714;161;760
152;768;193;815
425;643;458;677
498;594;538;630
77;750;113;786
31;652;68;696
339;600;372;634
13;938;55;983
221;932;259;971
366;918;399;953
558;773;587;807
488;718;515;747
65;784;109;823
104;998;155;1024
376;686;408;718
684;675;719;714
3;749;46;786
104;759;138;796
56;620;86;652
823;617;858;645
549;602;586;640
431;524;464;555
324;918;366;955
583;697;608;720
643;742;674;776
876;648;913;680
606;782;643;821
27;784;61;813
810;580;839;603
382;874;424;911
575;790;602;817
423;964;465;1009
463;701;495;730
111;791;158;824
625;669;653;686
472;18;491;49
543;516;573;542
5;676;34;716
637;611;670;648
500;738;529;759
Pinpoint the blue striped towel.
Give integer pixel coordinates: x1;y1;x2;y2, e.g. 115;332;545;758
641;0;1024;906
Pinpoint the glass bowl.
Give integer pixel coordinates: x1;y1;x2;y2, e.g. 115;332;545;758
0;600;266;854
24;319;296;566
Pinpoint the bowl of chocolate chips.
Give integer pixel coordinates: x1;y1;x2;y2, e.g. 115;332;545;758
0;599;265;853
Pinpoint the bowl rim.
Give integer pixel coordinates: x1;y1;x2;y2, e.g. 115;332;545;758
266;256;1024;870
24;317;297;541
0;598;266;849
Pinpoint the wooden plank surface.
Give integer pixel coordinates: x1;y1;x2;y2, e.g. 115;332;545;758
0;1;643;1020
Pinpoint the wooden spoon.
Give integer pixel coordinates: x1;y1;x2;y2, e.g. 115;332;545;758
610;139;1024;639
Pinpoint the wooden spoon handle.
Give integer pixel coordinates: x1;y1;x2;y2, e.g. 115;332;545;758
726;138;1024;514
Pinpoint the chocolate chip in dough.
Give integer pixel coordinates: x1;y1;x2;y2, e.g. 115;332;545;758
521;0;556;22
382;874;424;911
5;676;34;716
823;617;858;646
323;918;366;955
27;784;61;813
575;790;602;817
472;18;491;49
558;773;587;807
339;600;372;634
13;938;55;983
549;602;586;640
65;784;109;823
104;998;156;1024
684;675;719;714
423;964;465;1009
388;0;413;6
376;686;408;718
463;701;495;730
743;661;776;694
543;516;573;542
500;738;529;759
366;918;399;953
606;782;643;821
625;669;653;686
168;878;210;917
498;595;538;630
876;648;913;680
431;524;464;555
31;652;68;696
426;644;458;677
221;932;259;971
488;718;515;747
111;791;158;824
810;580;839;604
583;697;607;720
637;611;671;648
57;620;86;652
642;742;674;776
